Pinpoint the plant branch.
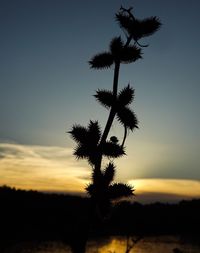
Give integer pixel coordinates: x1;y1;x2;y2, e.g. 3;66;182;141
100;60;120;145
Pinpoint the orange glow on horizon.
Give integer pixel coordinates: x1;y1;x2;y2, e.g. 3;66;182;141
0;143;200;201
129;178;200;198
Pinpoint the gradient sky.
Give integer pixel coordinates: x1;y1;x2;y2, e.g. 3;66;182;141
0;0;200;202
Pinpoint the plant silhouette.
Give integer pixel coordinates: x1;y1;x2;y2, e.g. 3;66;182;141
69;6;161;220
69;6;161;219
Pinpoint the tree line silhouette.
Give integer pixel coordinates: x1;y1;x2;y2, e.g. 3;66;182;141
1;185;200;244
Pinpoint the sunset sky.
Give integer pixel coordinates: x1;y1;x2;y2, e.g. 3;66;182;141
0;0;200;203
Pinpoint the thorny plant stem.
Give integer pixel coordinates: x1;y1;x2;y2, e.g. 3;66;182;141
96;33;133;172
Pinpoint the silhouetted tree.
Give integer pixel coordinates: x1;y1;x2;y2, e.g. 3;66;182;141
69;5;161;253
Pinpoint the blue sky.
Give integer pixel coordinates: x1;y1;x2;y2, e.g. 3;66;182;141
0;0;200;202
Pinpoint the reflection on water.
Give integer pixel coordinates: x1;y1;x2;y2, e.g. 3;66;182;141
1;236;200;253
89;236;200;253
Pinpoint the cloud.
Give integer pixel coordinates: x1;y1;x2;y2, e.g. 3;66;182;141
115;139;200;181
1;142;199;203
0;144;24;159
0;142;90;192
128;178;200;203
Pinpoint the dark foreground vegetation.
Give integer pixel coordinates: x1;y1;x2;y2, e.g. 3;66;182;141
0;185;200;245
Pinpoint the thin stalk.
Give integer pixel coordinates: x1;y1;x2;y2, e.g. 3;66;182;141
121;125;127;148
100;60;120;144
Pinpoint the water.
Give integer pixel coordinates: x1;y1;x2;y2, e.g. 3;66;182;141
1;236;200;253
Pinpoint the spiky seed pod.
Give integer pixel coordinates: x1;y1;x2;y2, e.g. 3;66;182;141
87;121;101;144
74;144;98;165
138;16;161;38
85;183;94;197
117;107;138;131
118;85;135;106
110;37;141;63
116;13;141;41
108;183;134;200
120;45;142;63
74;145;98;165
92;168;103;185
73;144;88;160
85;182;105;200
86;183;111;218
126;17;161;42
129;18;143;41
110;36;124;60
94;89;114;109
88;151;100;166
116;12;161;44
89;36;142;70
101;141;125;158
116;13;134;36
68;125;88;144
71;121;102;165
103;163;115;186
89;52;114;69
